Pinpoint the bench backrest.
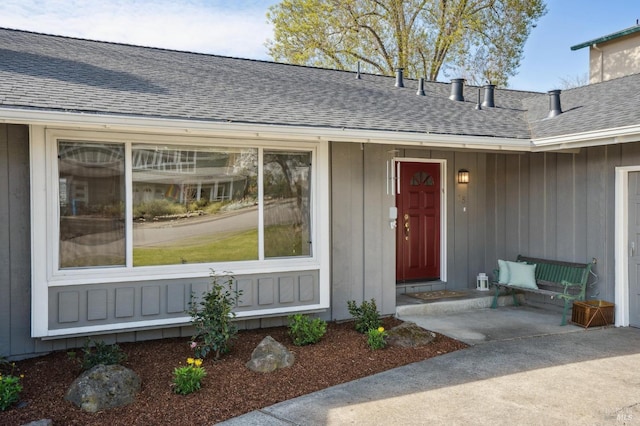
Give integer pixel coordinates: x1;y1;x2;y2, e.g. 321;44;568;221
517;255;592;286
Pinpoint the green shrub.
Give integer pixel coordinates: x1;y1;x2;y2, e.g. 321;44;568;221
80;338;127;371
172;358;206;395
133;199;186;220
188;270;242;360
0;360;22;411
203;201;226;215
288;314;327;346
366;326;388;350
347;299;381;333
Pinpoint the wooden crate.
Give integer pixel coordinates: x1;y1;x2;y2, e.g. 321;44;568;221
571;300;614;328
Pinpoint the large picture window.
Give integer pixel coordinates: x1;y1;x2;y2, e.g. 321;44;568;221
56;140;313;270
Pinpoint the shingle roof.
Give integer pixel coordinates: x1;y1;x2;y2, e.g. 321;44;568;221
1;27;640;143
0;28;538;139
523;73;640;139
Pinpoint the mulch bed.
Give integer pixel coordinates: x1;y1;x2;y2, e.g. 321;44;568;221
1;317;467;425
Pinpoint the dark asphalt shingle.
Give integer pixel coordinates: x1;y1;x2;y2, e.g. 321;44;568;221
1;28;639;143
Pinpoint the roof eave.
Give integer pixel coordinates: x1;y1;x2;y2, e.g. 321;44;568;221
571;25;640;51
0;107;534;152
532;124;640;150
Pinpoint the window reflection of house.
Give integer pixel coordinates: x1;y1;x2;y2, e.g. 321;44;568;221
132;146;251;204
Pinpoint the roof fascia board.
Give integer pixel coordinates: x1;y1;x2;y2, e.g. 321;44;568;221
0;107;533;151
532;124;640;151
571;25;640;51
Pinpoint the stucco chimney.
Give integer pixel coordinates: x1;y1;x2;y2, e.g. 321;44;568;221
449;78;465;101
547;89;562;118
481;84;496;108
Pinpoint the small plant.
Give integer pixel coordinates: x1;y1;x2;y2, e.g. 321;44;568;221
189;270;242;360
80;338;127;371
366;326;388;350
288;314;327;346
172;358;206;395
0;360;23;411
347;299;382;333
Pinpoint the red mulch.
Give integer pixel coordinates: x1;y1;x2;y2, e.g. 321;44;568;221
1;318;467;425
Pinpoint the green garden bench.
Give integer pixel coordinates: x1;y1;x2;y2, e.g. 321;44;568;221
491;255;592;326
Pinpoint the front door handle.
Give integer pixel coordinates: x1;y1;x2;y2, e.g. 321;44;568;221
404;216;410;240
632;241;636;257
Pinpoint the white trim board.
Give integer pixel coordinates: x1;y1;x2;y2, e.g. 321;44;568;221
614;166;640;327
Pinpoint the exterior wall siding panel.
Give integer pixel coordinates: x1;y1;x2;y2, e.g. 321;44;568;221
0;124;34;359
483;143;640;305
47;271;320;333
330;142;365;320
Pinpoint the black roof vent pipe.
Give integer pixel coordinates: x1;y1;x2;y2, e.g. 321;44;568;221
395;68;404;88
547;89;562;118
416;77;425;96
482;84;495;108
355;61;361;79
449;78;465;101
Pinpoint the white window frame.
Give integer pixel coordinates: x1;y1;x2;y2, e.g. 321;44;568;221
31;127;330;337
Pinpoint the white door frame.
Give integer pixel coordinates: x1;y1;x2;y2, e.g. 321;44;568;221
394;158;447;283
614;166;640;326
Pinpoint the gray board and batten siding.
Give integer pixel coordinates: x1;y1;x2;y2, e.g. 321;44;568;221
331;141;626;316
484;145;627;304
0;124;32;358
0;125;634;358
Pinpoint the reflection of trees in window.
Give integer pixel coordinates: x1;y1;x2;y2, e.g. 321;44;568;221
264;151;311;258
410;171;434;186
58;141;125;268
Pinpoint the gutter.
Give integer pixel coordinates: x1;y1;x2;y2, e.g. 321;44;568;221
5;107;640;154
0;107;533;152
571;24;640;51
532;124;640;150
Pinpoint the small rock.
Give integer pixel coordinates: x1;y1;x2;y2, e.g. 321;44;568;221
21;420;52;426
65;364;141;413
387;321;436;348
246;336;295;373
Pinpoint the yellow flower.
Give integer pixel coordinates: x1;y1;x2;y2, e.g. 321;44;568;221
378;327;385;333
194;359;203;367
20;374;24;378
186;357;195;365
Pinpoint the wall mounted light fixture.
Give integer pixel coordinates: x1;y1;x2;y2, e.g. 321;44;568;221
458;169;469;184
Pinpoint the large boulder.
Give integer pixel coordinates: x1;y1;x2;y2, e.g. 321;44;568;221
387;321;436;348
246;336;295;373
65;364;141;413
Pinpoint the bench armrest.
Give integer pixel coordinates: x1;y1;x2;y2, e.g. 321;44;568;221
560;279;582;288
560;279;587;301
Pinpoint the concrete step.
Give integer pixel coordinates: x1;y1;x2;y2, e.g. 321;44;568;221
396;293;525;317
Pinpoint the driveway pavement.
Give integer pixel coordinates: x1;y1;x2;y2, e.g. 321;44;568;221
219;307;640;425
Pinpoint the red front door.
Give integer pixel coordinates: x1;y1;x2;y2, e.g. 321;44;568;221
396;162;441;282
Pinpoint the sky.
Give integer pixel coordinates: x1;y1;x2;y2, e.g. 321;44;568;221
0;0;638;92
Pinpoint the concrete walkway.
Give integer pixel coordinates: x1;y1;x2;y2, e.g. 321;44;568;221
219;304;640;425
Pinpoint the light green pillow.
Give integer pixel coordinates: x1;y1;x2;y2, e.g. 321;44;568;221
506;261;537;289
497;259;509;284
